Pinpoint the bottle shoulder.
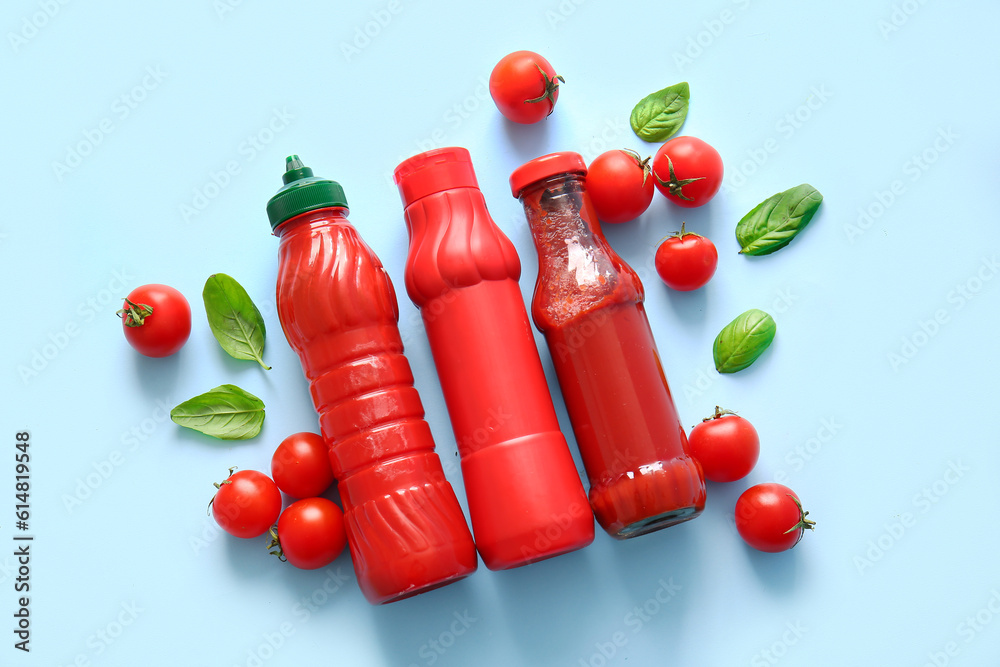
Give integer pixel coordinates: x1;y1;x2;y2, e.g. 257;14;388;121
403;188;521;304
276;218;400;336
529;230;644;330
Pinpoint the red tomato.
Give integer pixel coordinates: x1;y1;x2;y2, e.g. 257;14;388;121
210;468;282;539
269;498;347;570
652;136;724;208
489;50;564;124
686;407;759;482
271;432;335;499
586;149;655;224
654;223;718;291
118;284;191;357
735;483;816;553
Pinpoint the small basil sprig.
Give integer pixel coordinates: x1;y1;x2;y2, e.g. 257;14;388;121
170;384;265;440
736;184;823;256
629;82;689;142
713;309;776;373
203;273;270;369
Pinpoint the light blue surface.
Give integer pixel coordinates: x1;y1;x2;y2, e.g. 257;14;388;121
3;1;1000;664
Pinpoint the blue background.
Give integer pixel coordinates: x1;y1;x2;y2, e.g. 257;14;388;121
3;1;1000;665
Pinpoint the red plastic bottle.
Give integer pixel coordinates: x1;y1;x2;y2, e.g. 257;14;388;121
509;152;706;539
393;147;594;570
266;155;477;604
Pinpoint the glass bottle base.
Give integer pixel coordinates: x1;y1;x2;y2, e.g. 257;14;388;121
589;456;707;540
614;505;701;540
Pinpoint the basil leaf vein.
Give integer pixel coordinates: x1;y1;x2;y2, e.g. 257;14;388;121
203;273;270;369
713;309;776;373
170;384;265;440
629;82;690;142
736;184;823;256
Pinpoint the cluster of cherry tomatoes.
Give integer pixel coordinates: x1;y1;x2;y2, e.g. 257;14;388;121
209;432;348;569
488;51;722;293
588;139;722;292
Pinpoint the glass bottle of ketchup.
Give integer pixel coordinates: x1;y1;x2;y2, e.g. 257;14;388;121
266;155;477;604
509;151;706;539
393;147;594;570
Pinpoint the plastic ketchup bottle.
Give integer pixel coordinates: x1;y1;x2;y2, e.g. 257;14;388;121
509;152;706;539
393;147;593;569
266;155;477;604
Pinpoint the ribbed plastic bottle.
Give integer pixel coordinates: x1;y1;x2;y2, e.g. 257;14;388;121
266;155;477;604
509;151;706;539
393;147;594;570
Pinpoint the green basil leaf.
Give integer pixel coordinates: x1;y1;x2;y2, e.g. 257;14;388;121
170;384;265;440
713;309;776;374
736;184;823;256
203;273;270;369
629;81;690;142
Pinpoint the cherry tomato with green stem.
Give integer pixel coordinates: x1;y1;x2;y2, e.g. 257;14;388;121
735;483;816;553
209;468;282;539
117;284;191;357
586;149;655;224
686;407;760;482
489;50;564;124
271;432;335;499
654;222;718;291
268;497;347;570
652;136;724;208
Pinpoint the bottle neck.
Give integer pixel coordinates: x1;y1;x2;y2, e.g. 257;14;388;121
273;206;350;237
519;173;643;328
519;173;598;266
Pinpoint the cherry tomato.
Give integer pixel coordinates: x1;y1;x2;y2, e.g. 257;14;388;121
585;149;655;224
269;498;347;570
735;483;816;553
652;136;724;208
654;223;718;291
686;407;759;483
271;432;335;499
118;284;191;358
489;50;564;124
210;468;282;539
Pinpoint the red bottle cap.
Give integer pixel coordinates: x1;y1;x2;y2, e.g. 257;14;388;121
394;147;480;207
508;151;587;199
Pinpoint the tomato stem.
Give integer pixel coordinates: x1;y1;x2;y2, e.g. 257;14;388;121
621;148;653;187
670;221;703;241
524;63;565;116
703;405;738;421
653;155;704;201
266;526;287;562
655;222;699;249
117;297;154;327
207;467;237;515
783;494;817;543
